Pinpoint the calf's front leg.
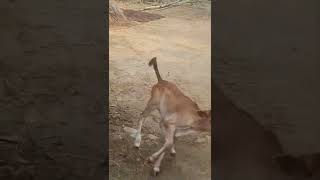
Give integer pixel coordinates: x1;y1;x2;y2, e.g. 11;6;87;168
148;124;175;162
170;144;176;156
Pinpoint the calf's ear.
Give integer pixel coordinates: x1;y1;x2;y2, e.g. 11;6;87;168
197;110;208;118
207;110;212;116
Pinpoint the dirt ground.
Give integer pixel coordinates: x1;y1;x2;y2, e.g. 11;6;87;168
109;1;211;179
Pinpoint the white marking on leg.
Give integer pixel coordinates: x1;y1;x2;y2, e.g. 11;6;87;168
134;116;145;147
170;145;176;155
175;129;197;137
150;124;175;160
153;152;165;176
134;99;157;148
134;132;141;147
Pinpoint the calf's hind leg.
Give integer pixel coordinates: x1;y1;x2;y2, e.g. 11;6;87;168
170;143;176;156
158;121;176;155
153;152;165;176
134;98;157;148
149;123;175;162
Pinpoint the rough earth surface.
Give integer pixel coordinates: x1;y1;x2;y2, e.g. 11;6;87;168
109;1;211;179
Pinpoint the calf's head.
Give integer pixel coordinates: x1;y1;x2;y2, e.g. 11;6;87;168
195;110;212;131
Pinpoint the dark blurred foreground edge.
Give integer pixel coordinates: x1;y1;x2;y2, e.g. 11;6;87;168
0;0;108;180
212;0;320;179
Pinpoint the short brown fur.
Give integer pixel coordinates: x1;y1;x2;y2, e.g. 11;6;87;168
134;57;211;175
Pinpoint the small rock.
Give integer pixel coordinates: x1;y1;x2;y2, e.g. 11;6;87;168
118;134;123;139
112;134;122;141
147;134;159;140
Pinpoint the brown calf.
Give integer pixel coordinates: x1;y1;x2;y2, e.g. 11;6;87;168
134;57;211;175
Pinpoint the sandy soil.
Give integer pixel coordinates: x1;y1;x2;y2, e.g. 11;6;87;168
109;1;211;179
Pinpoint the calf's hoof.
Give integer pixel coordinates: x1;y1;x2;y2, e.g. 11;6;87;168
152;167;160;176
170;152;176;157
134;144;140;149
148;156;155;163
134;141;141;148
134;134;141;148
